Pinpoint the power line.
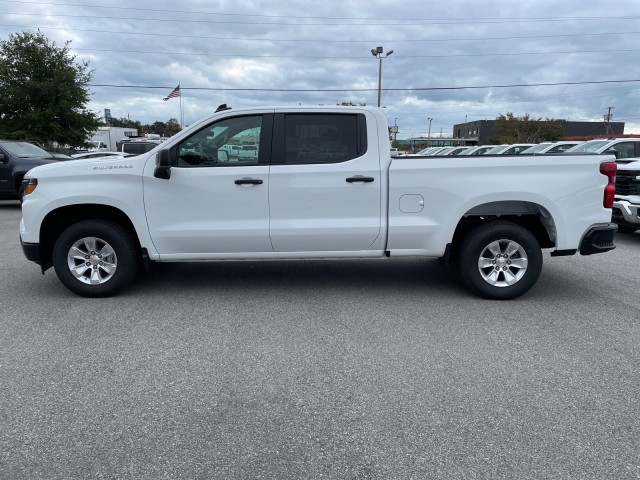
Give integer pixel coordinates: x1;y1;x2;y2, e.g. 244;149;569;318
5;10;640;27
2;0;639;23
88;79;640;93
3;23;640;44
73;47;640;59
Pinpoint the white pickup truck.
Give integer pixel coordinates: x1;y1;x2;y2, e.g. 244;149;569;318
20;106;617;299
612;159;640;233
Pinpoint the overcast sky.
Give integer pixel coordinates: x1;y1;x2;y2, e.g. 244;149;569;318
2;0;640;139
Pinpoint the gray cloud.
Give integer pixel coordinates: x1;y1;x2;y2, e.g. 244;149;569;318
2;0;639;137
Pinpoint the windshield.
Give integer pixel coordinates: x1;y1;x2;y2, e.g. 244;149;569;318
450;147;470;155
0;141;50;158
521;143;551;154
565;141;609;153
484;146;507;154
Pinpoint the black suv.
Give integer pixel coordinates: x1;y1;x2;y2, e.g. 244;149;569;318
0;140;60;201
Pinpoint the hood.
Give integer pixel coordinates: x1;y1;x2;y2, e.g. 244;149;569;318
16;156;60;167
24;154;145;178
617;159;640;170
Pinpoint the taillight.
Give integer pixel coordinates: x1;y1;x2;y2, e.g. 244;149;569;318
600;162;617;208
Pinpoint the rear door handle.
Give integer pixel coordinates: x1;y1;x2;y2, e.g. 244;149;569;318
235;178;263;185
346;176;375;183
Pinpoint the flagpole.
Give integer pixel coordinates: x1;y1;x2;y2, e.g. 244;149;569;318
179;81;183;129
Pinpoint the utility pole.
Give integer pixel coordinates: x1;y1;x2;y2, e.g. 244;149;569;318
427;117;433;148
393;118;398;146
371;46;393;107
604;106;614;136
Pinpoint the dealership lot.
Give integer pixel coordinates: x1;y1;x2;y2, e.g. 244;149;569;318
1;200;639;479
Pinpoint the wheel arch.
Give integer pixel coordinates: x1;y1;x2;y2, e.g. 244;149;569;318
39;204;141;271
448;201;556;263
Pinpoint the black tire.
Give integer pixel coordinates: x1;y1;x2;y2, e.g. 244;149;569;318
18;185;24;204
458;221;543;300
616;225;637;234
52;220;139;297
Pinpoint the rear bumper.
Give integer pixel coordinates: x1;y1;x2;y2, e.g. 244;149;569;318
579;223;617;255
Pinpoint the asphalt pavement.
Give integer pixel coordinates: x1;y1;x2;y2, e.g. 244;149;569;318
1;200;639;479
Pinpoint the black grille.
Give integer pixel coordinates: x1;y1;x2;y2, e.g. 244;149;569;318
615;170;640;196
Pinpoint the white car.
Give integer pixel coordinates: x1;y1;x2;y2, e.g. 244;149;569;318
238;145;258;161
520;142;582;155
71;151;131;160
445;146;473;156
221;144;242;158
483;144;536;155
463;146;499;156
564;138;640;160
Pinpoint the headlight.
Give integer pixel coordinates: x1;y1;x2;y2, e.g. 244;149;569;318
22;178;38;196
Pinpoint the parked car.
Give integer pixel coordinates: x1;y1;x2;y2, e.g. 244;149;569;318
483;144;536;155
47;152;74;160
564;138;640;160
0;140;60;201
463;145;499;156
520;142;583;155
612;158;640;233
221;144;242;158
423;147;450;156
117;140;162;155
71;151;133;160
445;146;473;156
430;147;457;155
238;144;259;161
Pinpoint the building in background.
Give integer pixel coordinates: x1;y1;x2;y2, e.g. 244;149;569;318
452;119;626;146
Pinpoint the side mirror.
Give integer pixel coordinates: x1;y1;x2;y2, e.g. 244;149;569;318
0;153;5;163
154;149;171;179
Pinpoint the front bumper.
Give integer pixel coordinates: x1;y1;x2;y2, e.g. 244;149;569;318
20;238;41;265
579;223;617;255
612;199;640;228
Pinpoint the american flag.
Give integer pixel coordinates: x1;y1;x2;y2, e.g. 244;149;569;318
163;84;180;101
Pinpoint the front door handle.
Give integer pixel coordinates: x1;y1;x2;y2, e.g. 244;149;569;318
235;178;263;185
346;176;375;183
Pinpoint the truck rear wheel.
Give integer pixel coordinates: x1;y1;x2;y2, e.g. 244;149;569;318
459;222;542;300
52;220;138;297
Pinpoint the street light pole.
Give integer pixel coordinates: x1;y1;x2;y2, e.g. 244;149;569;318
371;46;393;107
394;117;398;145
427;117;433;147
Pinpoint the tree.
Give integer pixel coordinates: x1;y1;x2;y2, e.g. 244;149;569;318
109;116;142;131
492;113;564;144
141;119;181;137
164;118;181;137
0;30;100;147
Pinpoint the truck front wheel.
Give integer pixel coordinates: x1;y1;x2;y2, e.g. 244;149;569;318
459;222;543;300
52;220;139;297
